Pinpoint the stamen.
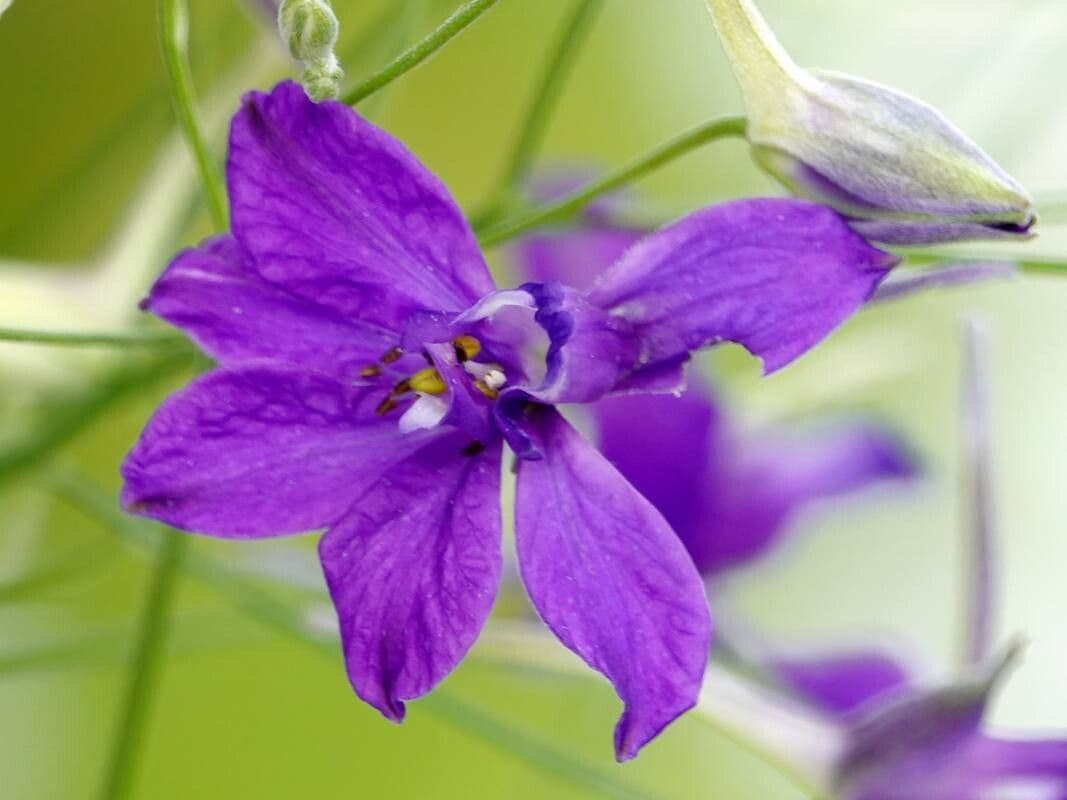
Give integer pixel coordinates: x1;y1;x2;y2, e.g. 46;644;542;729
375;396;398;415
452;335;481;363
409;368;447;395
359;364;382;378
474;381;499;400
380;346;403;364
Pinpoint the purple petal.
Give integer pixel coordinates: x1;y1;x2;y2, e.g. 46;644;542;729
319;434;501;722
514;407;711;760
839;645;1023;798
590;378;721;554
423;341;494;443
774;651;913;717
688;420;915;575
144;235;397;380
586;198;898;375
121;364;430;537
591;380;914;575
228;81;494;331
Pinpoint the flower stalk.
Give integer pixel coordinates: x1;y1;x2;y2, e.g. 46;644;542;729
342;0;501;106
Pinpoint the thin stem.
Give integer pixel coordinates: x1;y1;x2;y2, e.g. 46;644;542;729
0;326;186;349
97;533;186;800
477;115;748;247
341;0;501;106
158;0;228;230
482;0;603;216
959;319;996;668
906;249;1067;278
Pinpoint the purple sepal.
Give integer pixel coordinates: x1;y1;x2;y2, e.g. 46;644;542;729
143;235;397;381
514;407;711;761
227;81;493;334
121;363;435;537
319;433;502;722
587;198;898;375
591;378;915;575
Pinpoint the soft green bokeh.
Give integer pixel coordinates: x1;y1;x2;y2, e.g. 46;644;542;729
1;1;1065;798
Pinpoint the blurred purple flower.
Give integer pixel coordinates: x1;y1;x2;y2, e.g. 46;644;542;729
780;645;1067;800
510;185;914;576
121;81;897;759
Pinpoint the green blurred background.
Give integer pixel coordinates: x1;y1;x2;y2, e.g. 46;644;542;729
1;0;1064;797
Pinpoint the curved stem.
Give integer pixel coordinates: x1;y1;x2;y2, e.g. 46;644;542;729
97;533;185;800
480;0;604;218
158;0;228;230
476;115;748;247
0;327;186;349
906;249;1067;278
341;0;501;106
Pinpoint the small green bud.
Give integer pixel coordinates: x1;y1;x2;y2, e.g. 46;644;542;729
705;0;1035;245
278;0;343;101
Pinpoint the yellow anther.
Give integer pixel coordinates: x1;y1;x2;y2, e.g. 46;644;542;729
380;346;403;364
359;364;382;378
409;367;447;395
474;380;499;400
452;335;481;363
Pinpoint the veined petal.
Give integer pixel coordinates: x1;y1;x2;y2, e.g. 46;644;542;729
228;81;494;331
144;235;397;380
319;434;502;722
514;408;711;761
586;198;898;374
121;363;430;537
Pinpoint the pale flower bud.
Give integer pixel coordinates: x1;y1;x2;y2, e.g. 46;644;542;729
278;0;343;101
705;0;1035;245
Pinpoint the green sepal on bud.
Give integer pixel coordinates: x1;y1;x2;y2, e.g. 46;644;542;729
705;0;1035;245
278;0;343;102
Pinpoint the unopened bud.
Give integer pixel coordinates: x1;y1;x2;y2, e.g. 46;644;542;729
278;0;343;101
705;0;1035;245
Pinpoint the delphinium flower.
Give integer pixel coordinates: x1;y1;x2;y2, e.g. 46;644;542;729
704;0;1035;245
121;81;900;759
771;643;1067;800
511;178;916;577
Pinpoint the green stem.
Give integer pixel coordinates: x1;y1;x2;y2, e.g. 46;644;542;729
342;0;501;106
0;327;186;349
479;0;603;219
905;249;1067;278
476;115;748;247
97;533;186;800
158;0;228;230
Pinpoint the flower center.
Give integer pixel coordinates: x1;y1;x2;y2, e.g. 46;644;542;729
366;336;507;427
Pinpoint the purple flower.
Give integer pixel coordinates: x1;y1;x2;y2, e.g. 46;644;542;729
121;81;897;759
509;191;914;576
779;646;1067;800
